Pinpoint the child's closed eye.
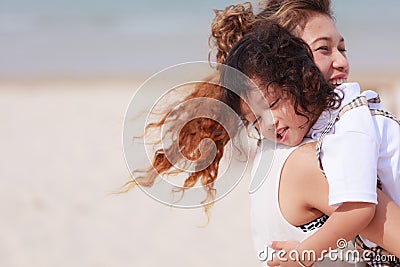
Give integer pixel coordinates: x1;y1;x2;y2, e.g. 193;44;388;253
269;99;280;109
251;116;261;126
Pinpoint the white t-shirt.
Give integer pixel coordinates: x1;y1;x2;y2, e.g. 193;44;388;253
307;82;400;207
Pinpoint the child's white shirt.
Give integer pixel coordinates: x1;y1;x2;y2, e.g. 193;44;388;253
307;82;400;248
307;82;381;206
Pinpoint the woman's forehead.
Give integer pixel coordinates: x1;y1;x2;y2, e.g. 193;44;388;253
300;13;342;42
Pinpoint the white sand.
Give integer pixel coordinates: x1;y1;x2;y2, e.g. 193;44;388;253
1;77;398;267
0;79;260;267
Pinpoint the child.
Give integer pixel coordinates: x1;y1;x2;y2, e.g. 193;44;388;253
221;20;400;265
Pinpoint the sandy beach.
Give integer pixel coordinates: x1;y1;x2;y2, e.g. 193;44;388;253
1;75;399;267
0;77;261;267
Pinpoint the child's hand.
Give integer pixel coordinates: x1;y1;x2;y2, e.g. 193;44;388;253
267;240;310;267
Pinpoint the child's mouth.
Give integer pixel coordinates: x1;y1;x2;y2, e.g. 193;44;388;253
276;127;288;142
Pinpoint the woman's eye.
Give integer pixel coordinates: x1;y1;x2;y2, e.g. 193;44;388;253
316;46;329;51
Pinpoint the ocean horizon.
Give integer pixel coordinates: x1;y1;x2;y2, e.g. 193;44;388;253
1;0;400;79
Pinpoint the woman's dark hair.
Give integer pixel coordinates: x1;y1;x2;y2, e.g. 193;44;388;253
221;20;341;125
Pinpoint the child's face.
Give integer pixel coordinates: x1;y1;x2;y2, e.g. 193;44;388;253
242;86;313;147
300;13;350;88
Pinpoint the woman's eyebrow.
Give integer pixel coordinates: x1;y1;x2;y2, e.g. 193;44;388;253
309;36;331;45
310;36;345;45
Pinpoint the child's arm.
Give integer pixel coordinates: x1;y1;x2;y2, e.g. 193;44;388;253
360;189;400;257
266;142;400;266
268;192;400;267
269;142;377;266
295;98;380;263
295;201;375;266
270;205;375;266
308;192;400;258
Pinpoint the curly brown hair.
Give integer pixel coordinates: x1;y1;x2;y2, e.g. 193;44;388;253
209;2;256;65
122;74;237;217
123;0;335;215
221;21;341;128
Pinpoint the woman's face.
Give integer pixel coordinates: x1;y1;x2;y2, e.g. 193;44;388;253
300;13;350;88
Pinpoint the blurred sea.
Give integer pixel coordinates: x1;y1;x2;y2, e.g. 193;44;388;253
1;0;400;79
